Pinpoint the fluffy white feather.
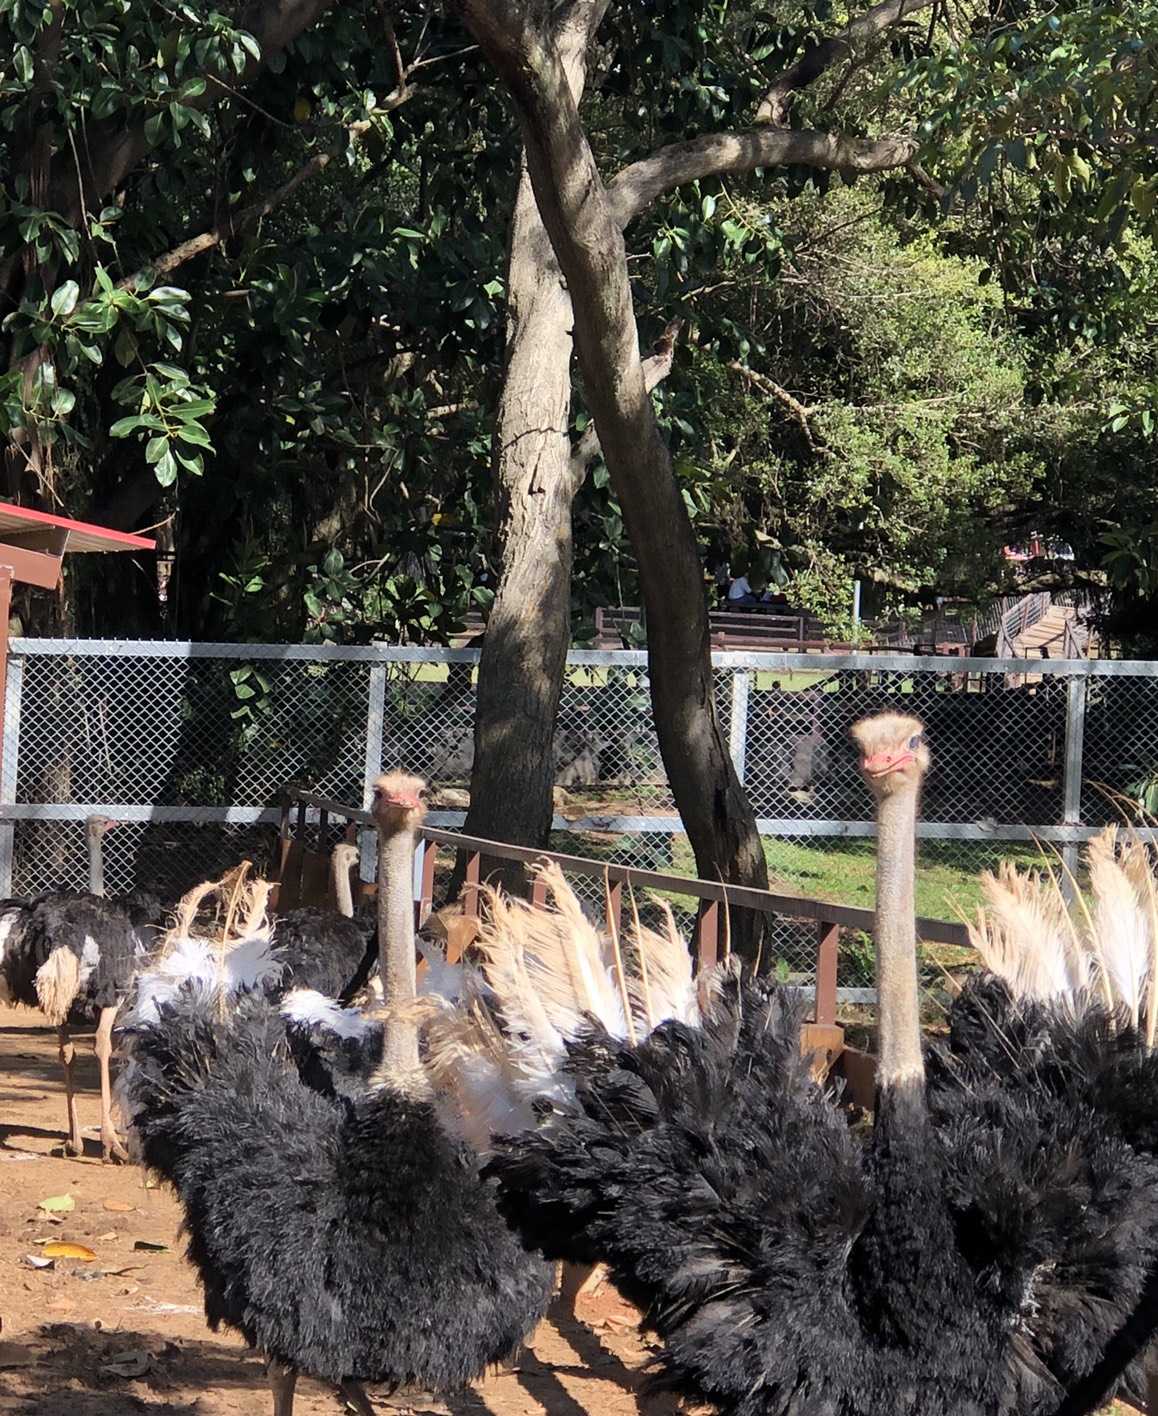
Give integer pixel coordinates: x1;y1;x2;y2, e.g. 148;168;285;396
127;930;284;1025
280;987;377;1040
1087;827;1151;1026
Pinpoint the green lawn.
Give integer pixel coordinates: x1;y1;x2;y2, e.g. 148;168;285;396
672;834;1051;923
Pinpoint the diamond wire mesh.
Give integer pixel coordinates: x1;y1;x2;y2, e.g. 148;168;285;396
9;644;1154;1016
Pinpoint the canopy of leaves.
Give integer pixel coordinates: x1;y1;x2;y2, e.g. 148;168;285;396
0;0;1153;647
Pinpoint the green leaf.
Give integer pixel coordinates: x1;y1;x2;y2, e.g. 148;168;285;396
174;448;204;475
109;416;145;437
50;281;79;319
175;423;212;449
147;286;190;305
154;447;178;486
13;45;33;83
50;388;75;417
145;435;168;465
144;112;166;146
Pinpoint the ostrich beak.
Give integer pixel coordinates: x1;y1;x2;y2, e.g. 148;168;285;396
861;750;915;778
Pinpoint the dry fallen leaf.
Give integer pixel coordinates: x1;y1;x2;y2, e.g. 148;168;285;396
22;1254;53;1270
102;1200;135;1214
132;1240;168;1253
95;1231;117;1242
43;1242;97;1262
37;1194;74;1214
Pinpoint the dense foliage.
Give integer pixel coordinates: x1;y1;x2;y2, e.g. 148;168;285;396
0;0;1154;644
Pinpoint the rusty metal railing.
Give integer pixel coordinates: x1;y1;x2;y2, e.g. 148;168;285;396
279;789;970;1033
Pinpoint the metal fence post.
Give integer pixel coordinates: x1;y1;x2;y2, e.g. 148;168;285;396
0;655;23;895
360;659;388;883
728;669;751;784
1062;674;1088;891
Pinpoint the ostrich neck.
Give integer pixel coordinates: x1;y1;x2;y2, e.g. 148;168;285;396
332;850;355;918
377;825;420;1084
874;784;924;1099
88;830;105;897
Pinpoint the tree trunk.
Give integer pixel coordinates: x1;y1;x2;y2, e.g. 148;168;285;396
454;0;769;955
455;5;609;895
458;163;575;892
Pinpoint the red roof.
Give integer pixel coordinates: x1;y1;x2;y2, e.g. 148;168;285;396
0;501;155;554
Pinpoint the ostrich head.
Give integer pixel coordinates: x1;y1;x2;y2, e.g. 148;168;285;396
86;815;121;838
370;771;428;835
850;713;929;799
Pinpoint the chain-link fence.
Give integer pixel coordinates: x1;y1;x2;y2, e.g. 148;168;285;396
3;640;1155;1005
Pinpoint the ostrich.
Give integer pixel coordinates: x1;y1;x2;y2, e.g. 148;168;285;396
273;841;379;1002
115;768;552;1416
415;713;1158;1416
925;821;1158;1413
0;816;162;1162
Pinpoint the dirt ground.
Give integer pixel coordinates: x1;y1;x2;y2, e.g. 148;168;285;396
0;1004;665;1416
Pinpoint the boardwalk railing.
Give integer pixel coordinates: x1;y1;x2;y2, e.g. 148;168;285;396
280;790;970;1034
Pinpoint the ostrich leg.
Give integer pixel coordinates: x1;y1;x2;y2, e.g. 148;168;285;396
58;1023;83;1156
267;1357;297;1416
95;1004;129;1163
337;1379;379;1414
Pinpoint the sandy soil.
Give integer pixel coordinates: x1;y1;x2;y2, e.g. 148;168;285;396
0;1004;666;1416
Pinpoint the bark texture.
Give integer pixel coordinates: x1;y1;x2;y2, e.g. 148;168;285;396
458;3;609;892
455;0;770;950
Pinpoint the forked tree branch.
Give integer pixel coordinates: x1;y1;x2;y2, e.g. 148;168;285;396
570;319;682;486
756;0;936;125
608;129;918;228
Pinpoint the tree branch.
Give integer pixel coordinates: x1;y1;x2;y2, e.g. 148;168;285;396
756;0;936;126
452;0;772;925
570;319;682;487
49;0;342;223
607;128;918;228
726;360;832;457
114;116;388;290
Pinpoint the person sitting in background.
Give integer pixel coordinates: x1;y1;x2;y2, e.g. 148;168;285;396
728;571;773;608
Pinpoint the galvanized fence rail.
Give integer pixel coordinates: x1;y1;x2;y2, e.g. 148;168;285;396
3;638;1157;998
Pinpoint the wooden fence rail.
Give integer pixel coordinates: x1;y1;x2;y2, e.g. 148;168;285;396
278;788;971;1107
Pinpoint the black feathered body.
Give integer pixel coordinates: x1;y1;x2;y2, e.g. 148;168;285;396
0;889;161;1020
932;975;1158;1413
122;989;552;1390
273;907;377;1003
484;971;1158;1416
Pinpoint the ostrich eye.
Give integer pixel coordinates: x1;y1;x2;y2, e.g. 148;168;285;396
908;734;922;750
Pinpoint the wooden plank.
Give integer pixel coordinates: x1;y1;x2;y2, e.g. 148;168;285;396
695;900;719;972
463;852;481;918
835;1047;877;1112
814;921;840;1027
289;792;966;944
800;1022;844;1082
0;542;64;590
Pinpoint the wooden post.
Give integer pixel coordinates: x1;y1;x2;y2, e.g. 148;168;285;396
695;899;719;972
463;851;481;918
530;874;548;908
815;920;839;1027
605;878;622;938
0;567;11;817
